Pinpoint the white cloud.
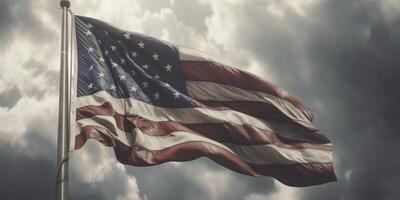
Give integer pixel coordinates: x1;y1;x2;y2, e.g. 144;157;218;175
0;95;58;157
72;0;142;29
191;165;234;200
0;33;60;159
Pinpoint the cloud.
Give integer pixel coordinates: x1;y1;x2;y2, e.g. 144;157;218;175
245;181;300;200
136;0;172;13
70;142;141;200
171;0;212;33
0;95;142;200
1;0;400;199
0;0;142;198
0;86;22;108
0;0;58;49
19;58;59;98
210;0;400;199
126;158;276;200
191;0;400;199
0;141;56;200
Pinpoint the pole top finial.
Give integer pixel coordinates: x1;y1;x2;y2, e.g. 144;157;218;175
60;0;70;8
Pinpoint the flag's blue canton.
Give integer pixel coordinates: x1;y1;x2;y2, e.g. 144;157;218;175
75;16;191;108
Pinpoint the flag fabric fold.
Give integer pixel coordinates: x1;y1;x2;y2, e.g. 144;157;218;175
73;15;336;187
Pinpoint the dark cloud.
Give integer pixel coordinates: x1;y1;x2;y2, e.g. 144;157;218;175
0;135;137;200
220;0;400;199
0;141;139;200
0;86;22;108
299;1;400;199
0;0;58;49
0;140;56;200
0;0;14;46
0;141;133;200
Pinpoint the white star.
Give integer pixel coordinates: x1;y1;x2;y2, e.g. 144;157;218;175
87;23;93;29
105;50;109;55
154;92;160;100
88;83;94;89
119;75;126;81
99;57;105;62
120;58;126;64
104;30;109;35
154;74;161;79
123;32;131;40
87;47;94;53
110;45;117;51
85;30;92;36
138;41;145;48
142;81;149;88
110;84;117;91
165;64;173;72
173;91;180;99
142;64;149;70
131;52;138;57
131;70;136;76
89;65;94;71
97;72;105;78
111;62;118;68
152;53;159;61
130;86;137;92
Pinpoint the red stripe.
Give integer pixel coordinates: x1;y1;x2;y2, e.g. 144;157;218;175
181;61;313;115
76;102;331;149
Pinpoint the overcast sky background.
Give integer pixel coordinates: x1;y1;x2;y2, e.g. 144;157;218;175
0;0;399;199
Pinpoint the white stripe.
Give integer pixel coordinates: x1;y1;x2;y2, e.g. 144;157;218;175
77;115;134;146
134;126;332;165
76;91;325;143
186;81;313;123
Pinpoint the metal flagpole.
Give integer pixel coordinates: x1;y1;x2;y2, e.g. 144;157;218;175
56;0;71;200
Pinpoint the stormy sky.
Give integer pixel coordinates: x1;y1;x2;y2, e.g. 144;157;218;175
0;0;399;199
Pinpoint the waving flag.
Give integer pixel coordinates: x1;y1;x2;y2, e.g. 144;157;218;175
73;15;336;187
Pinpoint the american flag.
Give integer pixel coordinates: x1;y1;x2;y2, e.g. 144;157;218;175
73;15;336;187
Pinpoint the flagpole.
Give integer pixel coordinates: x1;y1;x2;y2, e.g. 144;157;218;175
56;1;71;200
